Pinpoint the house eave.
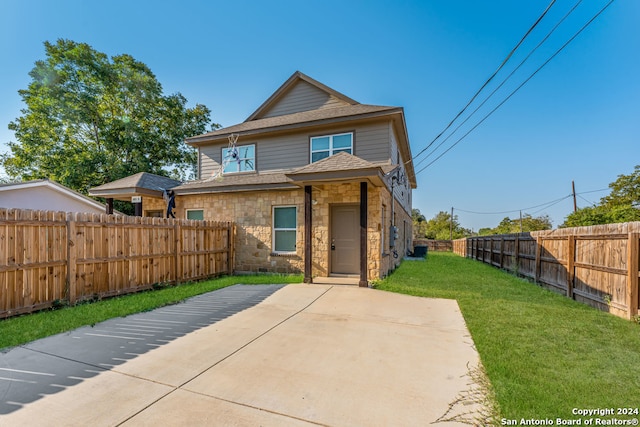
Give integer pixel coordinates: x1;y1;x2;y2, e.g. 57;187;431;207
1;179;113;212
88;187;164;201
174;182;299;195
185;108;404;147
285;168;386;188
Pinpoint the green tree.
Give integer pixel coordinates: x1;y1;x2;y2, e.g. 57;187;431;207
423;210;471;240
2;39;213;194
480;214;552;235
562;204;640;227
412;208;428;238
602;165;640;208
562;166;640;227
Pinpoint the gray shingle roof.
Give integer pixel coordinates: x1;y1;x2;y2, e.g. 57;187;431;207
173;171;296;194
186;104;401;144
90;172;182;193
173;153;396;194
289;152;380;174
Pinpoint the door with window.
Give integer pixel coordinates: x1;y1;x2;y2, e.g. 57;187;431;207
330;205;360;275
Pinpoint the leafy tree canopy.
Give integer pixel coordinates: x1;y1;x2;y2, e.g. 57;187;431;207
2;39;214;194
562;165;640;227
478;214;552;235
411;208;426;223
412;209;471;240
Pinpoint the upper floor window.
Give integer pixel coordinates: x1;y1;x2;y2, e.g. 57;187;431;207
222;144;255;173
310;133;353;163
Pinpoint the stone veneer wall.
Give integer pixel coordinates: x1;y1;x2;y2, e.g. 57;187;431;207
173;190;305;274
308;182;382;280
143;197;166;214
139;182;411;281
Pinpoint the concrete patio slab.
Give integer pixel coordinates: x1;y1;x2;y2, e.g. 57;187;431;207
3;368;172;426
120;388;317;427
114;285;330;387
181;286;480;426
1;284;485;426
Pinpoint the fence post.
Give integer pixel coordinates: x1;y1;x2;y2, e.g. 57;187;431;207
227;223;234;275
482;238;487;263
627;232;639;320
174;220;181;283
535;236;542;283
66;212;77;305
514;236;520;271
567;235;575;299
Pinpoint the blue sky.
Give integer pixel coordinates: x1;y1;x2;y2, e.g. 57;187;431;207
1;0;638;231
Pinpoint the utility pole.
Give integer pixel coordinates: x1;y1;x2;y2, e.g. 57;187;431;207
450;207;453;240
519;210;523;233
572;181;577;213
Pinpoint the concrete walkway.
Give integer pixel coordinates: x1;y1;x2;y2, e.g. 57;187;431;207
1;284;485;426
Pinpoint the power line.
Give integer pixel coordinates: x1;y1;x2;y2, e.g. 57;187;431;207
455;195;572;216
409;0;557;165
454;188;609;216
415;0;616;175
577;194;597;206
413;0;583;169
579;188;609;195
530;196;573;215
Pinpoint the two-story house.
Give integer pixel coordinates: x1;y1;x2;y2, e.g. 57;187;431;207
90;71;416;285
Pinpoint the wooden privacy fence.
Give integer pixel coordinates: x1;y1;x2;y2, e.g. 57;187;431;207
413;239;453;252
0;208;234;319
453;222;640;320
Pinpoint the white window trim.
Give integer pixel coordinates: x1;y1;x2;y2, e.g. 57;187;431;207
310;132;353;163
186;209;204;220
272;205;297;254
222;143;256;174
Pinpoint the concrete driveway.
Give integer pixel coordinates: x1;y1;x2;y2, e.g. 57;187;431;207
1;284;486;426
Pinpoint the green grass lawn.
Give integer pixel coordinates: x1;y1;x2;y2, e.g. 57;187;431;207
0;274;302;351
376;252;640;423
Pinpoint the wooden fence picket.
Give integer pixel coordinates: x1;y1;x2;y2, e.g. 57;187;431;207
453;222;640;320
0;208;234;319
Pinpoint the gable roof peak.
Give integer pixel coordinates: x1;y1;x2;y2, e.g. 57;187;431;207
245;71;359;122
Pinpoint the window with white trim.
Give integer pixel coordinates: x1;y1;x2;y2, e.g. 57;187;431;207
222;144;255;173
310;132;353;163
186;209;204;220
273;206;297;253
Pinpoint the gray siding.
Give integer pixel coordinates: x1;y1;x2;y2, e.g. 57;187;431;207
256;133;309;170
262;81;349;118
354;122;391;163
389;123;399;164
198;120;396;176
388;125;412;215
199;144;223;179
